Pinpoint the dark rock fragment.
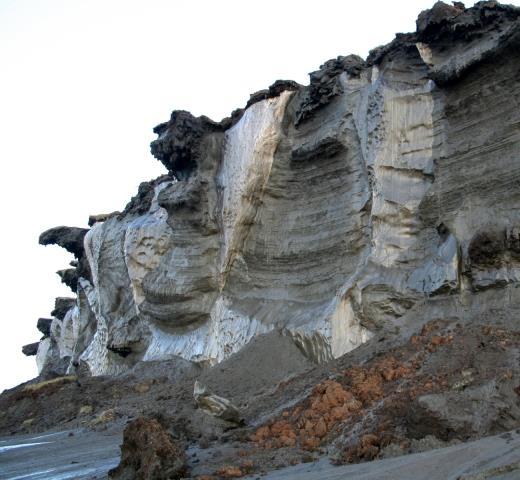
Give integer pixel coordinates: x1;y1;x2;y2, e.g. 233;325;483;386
366;33;418;66
37;318;53;337
39;225;92;285
57;268;79;292
88;211;120;227
39;226;89;259
119;175;172;218
246;79;301;109
22;342;39;356
416;0;520;43
151;111;224;180
416;1;465;41
108;417;187;480
51;297;76;320
366;1;520;79
295;55;365;126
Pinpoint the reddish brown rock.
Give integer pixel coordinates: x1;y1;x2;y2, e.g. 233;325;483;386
108;417;187;480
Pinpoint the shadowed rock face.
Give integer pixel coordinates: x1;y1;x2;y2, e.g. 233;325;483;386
33;2;520;376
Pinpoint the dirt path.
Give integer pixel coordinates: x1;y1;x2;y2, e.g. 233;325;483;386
0;429;121;480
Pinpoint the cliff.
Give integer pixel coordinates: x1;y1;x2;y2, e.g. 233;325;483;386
5;2;520;477
28;1;520;380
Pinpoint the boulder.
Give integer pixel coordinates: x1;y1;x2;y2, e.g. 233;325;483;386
108;417;187;480
193;381;242;425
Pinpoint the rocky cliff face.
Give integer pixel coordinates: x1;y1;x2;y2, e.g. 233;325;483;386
30;1;520;378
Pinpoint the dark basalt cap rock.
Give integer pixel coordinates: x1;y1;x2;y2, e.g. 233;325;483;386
151;111;224;180
416;1;465;40
151;81;301;181
366;32;418;66
367;1;520;70
37;318;53;337
51;297;76;320
39;226;89;259
119;174;172;218
416;1;520;42
88;211;120;227
296;54;365;126
57;268;79;292
39;226;92;289
245;79;302;109
22;342;39;356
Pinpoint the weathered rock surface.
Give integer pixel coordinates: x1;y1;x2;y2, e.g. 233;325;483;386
108;417;187;480
31;1;520;383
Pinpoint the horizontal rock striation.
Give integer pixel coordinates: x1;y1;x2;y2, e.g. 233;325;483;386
32;1;520;377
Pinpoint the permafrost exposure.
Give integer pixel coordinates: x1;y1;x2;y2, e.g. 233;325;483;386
29;1;520;378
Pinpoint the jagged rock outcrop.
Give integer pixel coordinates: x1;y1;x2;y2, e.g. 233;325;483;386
31;1;520;378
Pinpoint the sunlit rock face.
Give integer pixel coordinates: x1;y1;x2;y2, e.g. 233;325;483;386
35;2;520;376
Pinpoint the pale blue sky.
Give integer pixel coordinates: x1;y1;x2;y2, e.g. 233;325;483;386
0;0;500;391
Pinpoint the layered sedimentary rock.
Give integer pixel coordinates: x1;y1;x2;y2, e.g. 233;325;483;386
33;1;520;377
